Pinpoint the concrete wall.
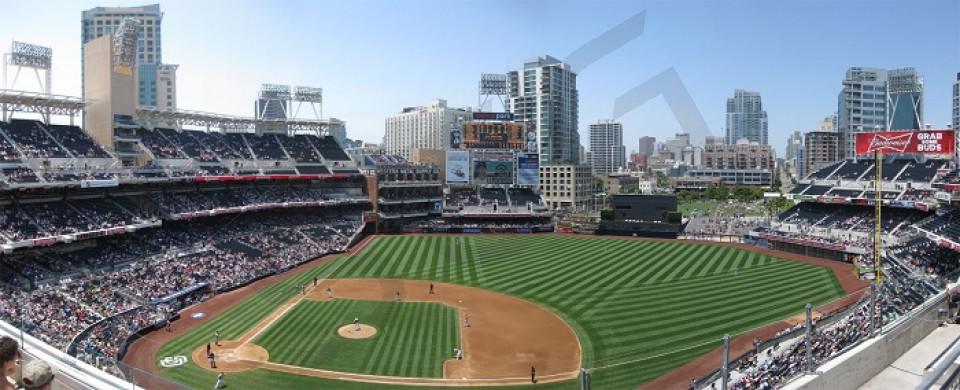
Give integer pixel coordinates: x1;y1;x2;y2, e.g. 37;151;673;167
83;36;114;151
82;36;137;152
786;294;947;390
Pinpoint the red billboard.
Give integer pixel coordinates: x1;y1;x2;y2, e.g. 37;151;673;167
855;129;955;156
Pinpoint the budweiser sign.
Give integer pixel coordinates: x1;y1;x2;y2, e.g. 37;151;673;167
855;130;955;156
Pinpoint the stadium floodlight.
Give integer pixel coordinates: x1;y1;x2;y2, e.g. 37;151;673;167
8;42;52;69
479;73;508;110
259;84;292;101
3;41;53;94
112;18;140;76
293;86;323;103
293;85;324;123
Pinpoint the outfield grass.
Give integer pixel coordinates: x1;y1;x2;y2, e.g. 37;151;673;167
255;300;458;377
156;235;845;390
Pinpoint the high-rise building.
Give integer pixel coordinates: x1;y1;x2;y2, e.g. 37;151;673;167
804;131;839;178
507;55;580;164
837;67;926;158
838;67;887;159
725;89;768;145
589;120;625;176
886;67;924;130
785;130;804;178
82;4;173;108
953;73;959;130
638;136;656;156
383;99;470;159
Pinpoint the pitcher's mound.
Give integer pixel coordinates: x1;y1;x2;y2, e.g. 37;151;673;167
338;324;377;339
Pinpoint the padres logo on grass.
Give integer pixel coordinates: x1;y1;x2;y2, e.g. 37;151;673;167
160;355;188;368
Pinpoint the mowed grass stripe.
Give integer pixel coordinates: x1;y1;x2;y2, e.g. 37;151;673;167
584;261;815;315
158;235;843;390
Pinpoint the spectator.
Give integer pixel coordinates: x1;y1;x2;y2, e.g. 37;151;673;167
18;360;54;390
0;336;18;390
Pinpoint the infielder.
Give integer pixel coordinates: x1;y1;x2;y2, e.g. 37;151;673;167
214;330;221;346
354;317;361;331
464;314;470;328
326;287;333;299
214;372;225;389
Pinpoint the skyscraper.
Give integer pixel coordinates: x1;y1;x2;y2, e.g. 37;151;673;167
953;73;959;130
838;67;887;159
725;89;768;145
507;55;580;164
837;67;926;158
638;136;656;156
886;67;923;130
82;4;173;108
785;130;804;178
589;120;625;176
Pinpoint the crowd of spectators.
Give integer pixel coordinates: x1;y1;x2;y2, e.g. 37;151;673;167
2;120;68;159
720;274;933;390
445;188;480;207
0;207;364;378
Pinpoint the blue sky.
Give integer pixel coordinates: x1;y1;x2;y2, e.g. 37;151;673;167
2;0;958;154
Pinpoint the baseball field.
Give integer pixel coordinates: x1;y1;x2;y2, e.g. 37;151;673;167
146;235;851;389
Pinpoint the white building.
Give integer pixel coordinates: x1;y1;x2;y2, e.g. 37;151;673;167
589;120;625;176
539;164;592;210
383;99;470;159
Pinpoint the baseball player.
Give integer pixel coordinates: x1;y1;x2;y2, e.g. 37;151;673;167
464;314;470;328
214;330;221;346
214;372;226;389
395;291;401;302
209;352;217;368
429;283;435;294
354;317;361;331
326;287;333;299
206;342;211;355
455;348;463;360
313;276;318;286
531;366;536;383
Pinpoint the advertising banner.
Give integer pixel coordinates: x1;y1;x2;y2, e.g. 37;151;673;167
445;150;470;184
472;160;514;184
517;153;539;185
855;129;955;156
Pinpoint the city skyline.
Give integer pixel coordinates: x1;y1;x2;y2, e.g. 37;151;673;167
0;0;957;154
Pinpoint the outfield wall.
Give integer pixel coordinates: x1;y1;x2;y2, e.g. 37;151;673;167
785;293;947;390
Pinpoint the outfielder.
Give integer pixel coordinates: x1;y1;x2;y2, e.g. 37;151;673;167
214;372;225;389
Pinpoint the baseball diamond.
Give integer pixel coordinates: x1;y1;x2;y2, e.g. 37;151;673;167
140;235;852;389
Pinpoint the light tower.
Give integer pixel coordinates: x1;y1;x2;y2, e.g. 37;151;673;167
479;73;508;111
293;86;323;121
3;41;53;94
